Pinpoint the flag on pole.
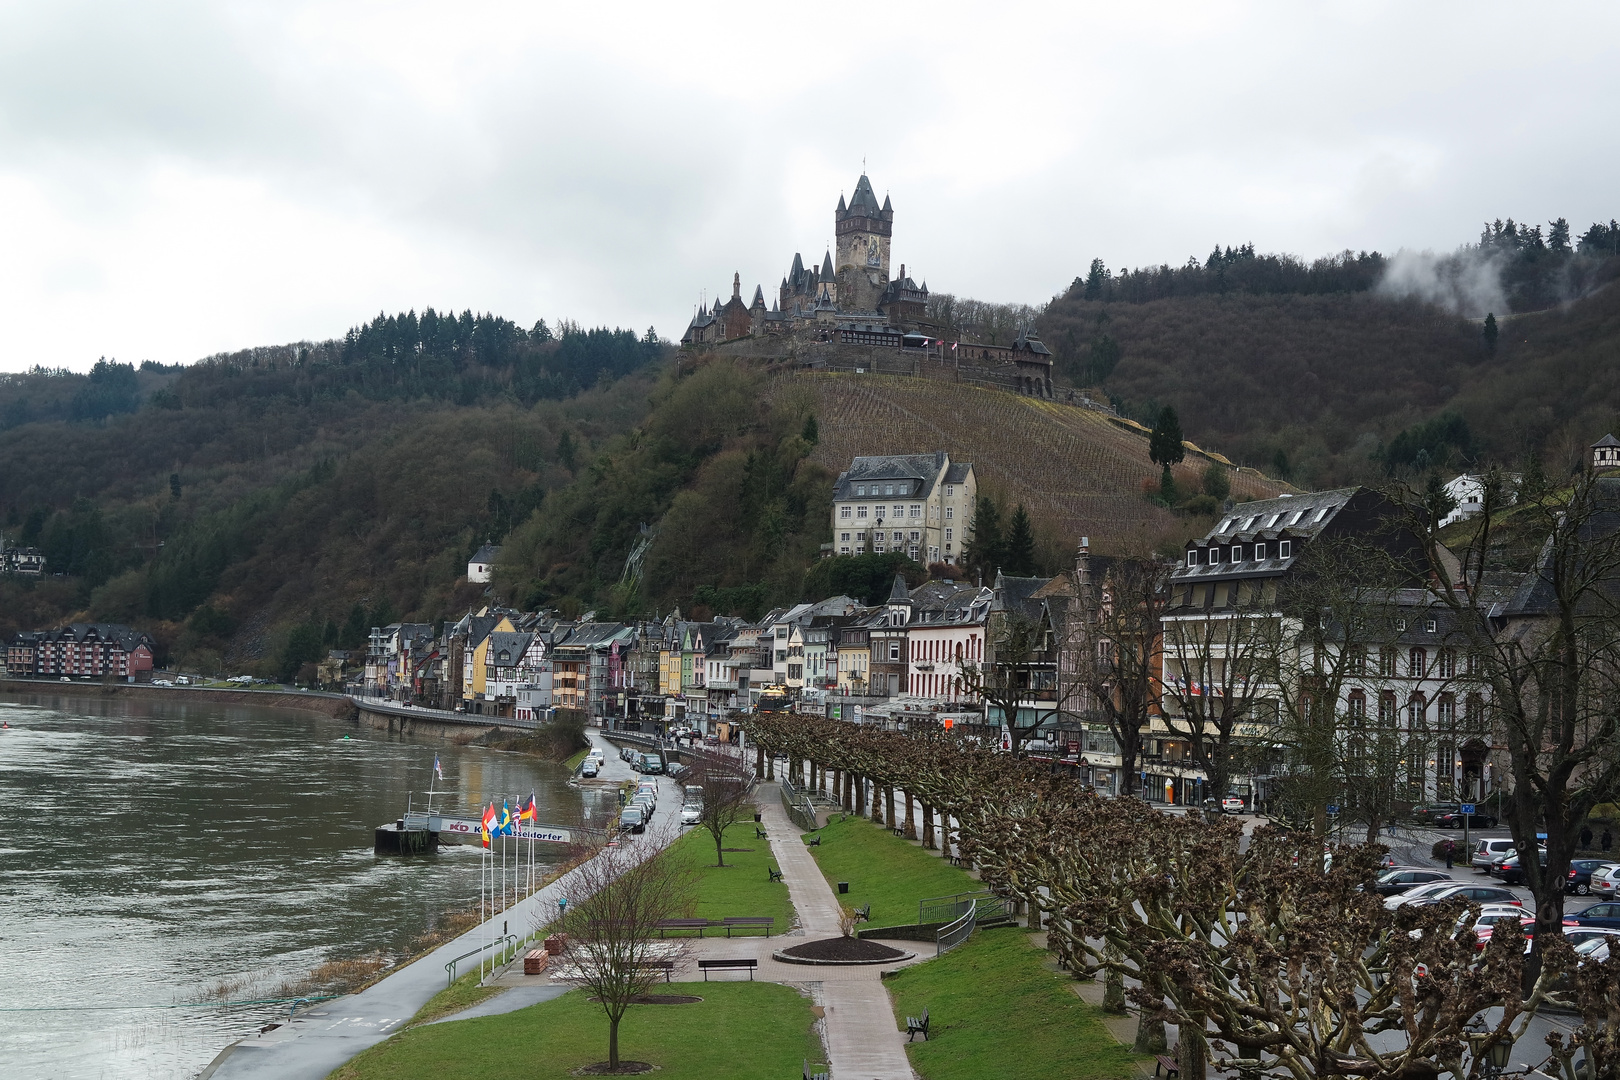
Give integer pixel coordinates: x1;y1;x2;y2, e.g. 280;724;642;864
433;755;443;781
480;802;496;848
499;801;513;836
519;793;537;822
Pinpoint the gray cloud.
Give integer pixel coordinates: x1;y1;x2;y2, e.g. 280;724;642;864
2;2;1619;369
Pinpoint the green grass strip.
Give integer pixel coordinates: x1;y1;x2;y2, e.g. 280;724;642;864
802;813;979;928
403;968;504;1028
665;820;796;931
328;982;822;1080
886;927;1141;1080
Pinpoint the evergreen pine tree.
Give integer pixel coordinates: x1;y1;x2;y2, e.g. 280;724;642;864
1149;406;1185;502
1005;505;1036;575
965;497;1004;578
1483;313;1499;355
556;430;577;470
801;414;819;445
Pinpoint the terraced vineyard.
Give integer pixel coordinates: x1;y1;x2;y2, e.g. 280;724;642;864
779;372;1291;546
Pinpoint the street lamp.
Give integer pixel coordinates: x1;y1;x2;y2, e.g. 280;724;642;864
1465;1019;1515;1080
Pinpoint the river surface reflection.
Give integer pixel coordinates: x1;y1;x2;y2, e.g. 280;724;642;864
0;692;609;1079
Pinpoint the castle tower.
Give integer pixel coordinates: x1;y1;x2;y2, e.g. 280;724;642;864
835;174;893;312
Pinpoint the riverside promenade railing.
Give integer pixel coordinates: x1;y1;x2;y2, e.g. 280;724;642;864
779;777;819;832
935;901;977;954
352;696;538;731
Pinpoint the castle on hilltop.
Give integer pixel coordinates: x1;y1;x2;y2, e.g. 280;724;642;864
681;174;1054;398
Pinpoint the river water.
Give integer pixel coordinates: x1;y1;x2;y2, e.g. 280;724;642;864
0;692;612;1080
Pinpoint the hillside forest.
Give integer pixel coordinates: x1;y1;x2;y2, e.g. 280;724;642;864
1;215;1619;673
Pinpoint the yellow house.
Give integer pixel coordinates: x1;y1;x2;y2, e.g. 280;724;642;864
462;610;515;705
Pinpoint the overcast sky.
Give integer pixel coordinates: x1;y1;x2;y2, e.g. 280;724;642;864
1;1;1616;371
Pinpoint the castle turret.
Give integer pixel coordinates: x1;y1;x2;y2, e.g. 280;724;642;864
835;173;892;313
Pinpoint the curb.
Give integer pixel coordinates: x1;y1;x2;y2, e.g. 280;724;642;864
771;948;917;966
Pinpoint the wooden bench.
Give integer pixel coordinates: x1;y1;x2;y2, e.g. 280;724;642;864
803;1060;830;1080
634;960;675;983
1155;1054;1180;1078
892;826;907;837
755;826;768;839
654;918;711;937
721;916;775;938
768;866;784;883
852;904;870;923
698;958;757;981
905;1007;930;1041
523;949;550;976
806;835;822;847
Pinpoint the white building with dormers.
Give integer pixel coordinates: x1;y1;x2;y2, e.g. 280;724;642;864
830;452;976;564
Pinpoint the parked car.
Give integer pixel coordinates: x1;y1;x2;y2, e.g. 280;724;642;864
1372;868;1454;897
580;759;599;778
1386;880;1469;909
1590;864;1620;898
1435;810;1500;829
1397;883;1523;909
1566;860;1619;896
1566;901;1620;930
637;754;664;775
1471;838;1519;871
618;806;645;833
620;746;635;762
665;763;689;782
1494;852;1547;886
1221;796;1246;813
1411;803;1462;825
1456;905;1537;952
680;804;702;826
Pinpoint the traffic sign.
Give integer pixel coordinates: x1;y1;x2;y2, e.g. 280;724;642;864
1326;804;1340;816
1461;803;1476;814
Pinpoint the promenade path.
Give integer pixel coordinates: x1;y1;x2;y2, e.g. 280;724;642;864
203;732;672;1080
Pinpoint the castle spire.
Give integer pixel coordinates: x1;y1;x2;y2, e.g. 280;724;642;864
732;271;740;299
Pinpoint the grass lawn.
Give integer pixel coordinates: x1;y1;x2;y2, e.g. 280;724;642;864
801;814;979;928
665;820;796;932
403;968;503;1027
562;746;591;771
886;927;1140;1080
328;981;823;1080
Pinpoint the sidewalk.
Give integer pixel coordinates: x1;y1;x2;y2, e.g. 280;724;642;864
755;787;920;1080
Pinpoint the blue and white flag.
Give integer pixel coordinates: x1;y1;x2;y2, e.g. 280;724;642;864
433;755;443;781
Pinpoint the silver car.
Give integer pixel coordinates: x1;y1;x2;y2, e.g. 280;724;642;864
1591;864;1620;897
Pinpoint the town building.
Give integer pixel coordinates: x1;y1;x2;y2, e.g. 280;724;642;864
7;624;156;681
0;538;45;576
830;452;976;564
467;544;500;584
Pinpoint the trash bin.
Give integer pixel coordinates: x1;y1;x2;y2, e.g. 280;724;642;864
754;812;762;822
838;882;849;894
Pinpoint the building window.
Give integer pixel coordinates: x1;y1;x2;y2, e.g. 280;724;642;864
1346;647;1366;675
875;543;885;553
856;485;865;496
1232;545;1243;562
1254;542;1265;560
945;506;953;519
1437;695;1456;730
857;506;867;518
889;642;901;661
1187;550;1197;567
840;546;850;554
1279;540;1292;558
1408;647;1426;677
893;504;904;517
1437;649;1455;678
1348;692;1366;725
910;531;920;541
840;506;851;519
1378;692;1397;726
929;546;939;561
1378;648;1396;677
885;484;895;495
946;484;955;496
1425;619;1437;633
1394;618;1406;631
1209;547;1220;564
945;527;953;541
840;532;850;542
910;504;922;518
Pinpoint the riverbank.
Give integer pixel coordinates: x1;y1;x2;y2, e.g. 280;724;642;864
0;677;356;719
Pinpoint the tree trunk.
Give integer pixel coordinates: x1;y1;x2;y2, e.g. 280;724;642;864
1133;1014;1167;1054
766;751;775;781
922;804;936;849
903;790;917;840
832;768;842;804
1102;942;1126;1013
714;826;726;868
609;1012;621;1069
874;784;888;825
818;764;826;796
855;775;866;816
939;812;953;860
755;745;765;776
1177;1012;1207;1080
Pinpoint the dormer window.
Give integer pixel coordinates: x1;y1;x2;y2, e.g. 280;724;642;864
1209;547;1220;564
1187;550;1198;567
856;485;866;496
1231;545;1243;562
1254;542;1266;560
1278;540;1292;558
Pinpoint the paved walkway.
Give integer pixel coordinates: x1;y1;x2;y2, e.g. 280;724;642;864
754;788;921;1080
204;733;678;1080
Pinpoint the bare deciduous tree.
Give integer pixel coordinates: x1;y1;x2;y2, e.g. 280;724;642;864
552;839;696;1073
684;752;754;868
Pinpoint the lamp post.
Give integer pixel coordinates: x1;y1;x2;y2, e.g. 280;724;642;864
1466;1019;1515;1080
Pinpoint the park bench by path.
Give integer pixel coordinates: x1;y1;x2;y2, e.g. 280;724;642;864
803;1060;829;1080
756;825;769;839
768;865;784;882
1155;1054;1180;1078
905;1007;930;1041
654;918;711;937
698;958;757;981
806;835;822;847
720;916;775;937
634;960;675;983
851;904;869;923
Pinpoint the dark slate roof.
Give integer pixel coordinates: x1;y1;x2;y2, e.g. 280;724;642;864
833;452;968;501
1505;477;1620;616
912;584;992;625
486;631;532;667
888;573;910;603
471;543;500;564
845;174;882;217
467;615;502;649
1172;488;1359;584
821;251;834;276
1014;331;1052;357
944;461;973;484
751;284;764;306
1594;434;1620;448
991;573;1051;620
